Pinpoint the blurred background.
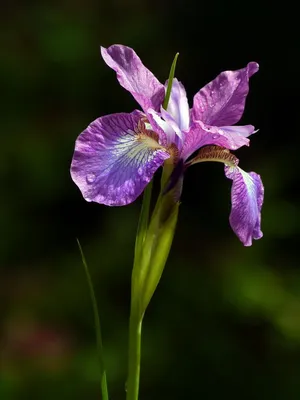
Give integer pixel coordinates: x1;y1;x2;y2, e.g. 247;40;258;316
1;0;299;398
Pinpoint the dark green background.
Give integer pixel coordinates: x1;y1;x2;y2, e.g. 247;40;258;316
1;0;299;398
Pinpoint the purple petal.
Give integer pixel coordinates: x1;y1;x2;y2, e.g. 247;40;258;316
146;108;184;150
192;62;259;126
101;45;165;112
165;78;190;131
160;107;185;148
71;110;170;206
181;120;250;161
146;109;174;145
220;125;256;137
225;166;264;246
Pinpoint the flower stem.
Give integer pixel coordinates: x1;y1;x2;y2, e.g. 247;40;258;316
126;306;143;400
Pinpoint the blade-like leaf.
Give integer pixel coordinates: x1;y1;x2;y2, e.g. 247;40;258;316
77;239;109;400
163;52;179;110
134;180;153;269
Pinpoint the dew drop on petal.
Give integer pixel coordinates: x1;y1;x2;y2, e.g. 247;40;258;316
212;134;220;140
86;173;96;183
137;167;144;176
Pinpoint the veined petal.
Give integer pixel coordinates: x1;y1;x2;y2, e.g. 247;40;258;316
181;120;250;161
225;166;264;246
192;62;259;126
101;45;165;112
71;110;170;206
160;107;185;149
146;109;174;145
165;78;190;131
146;108;184;149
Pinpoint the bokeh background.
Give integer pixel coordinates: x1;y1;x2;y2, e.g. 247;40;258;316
1;0;299;398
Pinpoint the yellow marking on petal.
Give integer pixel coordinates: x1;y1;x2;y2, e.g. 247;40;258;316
137;133;165;150
187;145;239;168
134;117;168;152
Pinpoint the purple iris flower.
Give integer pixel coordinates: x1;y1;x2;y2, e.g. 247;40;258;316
71;45;264;246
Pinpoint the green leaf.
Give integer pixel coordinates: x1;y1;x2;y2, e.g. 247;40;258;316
162;52;179;110
77;239;109;400
134;180;153;270
140;201;179;311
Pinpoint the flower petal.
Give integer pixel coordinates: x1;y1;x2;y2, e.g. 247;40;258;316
146;108;185;149
146;109;174;145
101;45;165;112
192;62;259;126
225;166;264;246
220;125;256;137
160;107;185;149
181;120;250;161
165;78;190;131
71;110;170;206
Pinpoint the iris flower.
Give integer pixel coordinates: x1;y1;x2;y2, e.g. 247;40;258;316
71;45;264;246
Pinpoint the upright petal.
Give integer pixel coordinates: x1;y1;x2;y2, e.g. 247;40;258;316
101;45;165;112
166;78;190;131
146;108;184;149
192;62;259;126
181;120;250;161
71;111;170;206
225;166;264;246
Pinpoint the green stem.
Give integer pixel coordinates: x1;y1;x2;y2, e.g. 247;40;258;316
126;307;143;400
126;183;151;400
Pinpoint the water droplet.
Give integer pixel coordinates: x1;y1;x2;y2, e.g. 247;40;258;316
86;173;96;183
206;127;211;131
137;167;144;176
212;134;220;140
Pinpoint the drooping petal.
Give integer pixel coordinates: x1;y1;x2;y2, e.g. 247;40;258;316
192;62;259;126
225;166;264;246
165;78;190;131
101;45;165;112
71;110;170;206
181;120;250;161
